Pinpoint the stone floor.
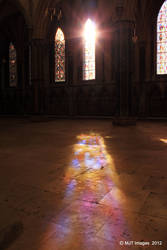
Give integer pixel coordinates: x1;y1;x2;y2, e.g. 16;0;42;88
0;118;167;250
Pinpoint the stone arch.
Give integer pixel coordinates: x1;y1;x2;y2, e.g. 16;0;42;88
6;0;30;27
34;0;66;39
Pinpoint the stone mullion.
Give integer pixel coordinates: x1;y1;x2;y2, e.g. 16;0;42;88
66;38;73;84
75;38;82;83
96;37;104;83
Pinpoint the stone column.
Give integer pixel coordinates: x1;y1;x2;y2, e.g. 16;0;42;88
30;39;45;114
0;60;6;90
139;41;146;83
113;19;136;125
66;38;74;116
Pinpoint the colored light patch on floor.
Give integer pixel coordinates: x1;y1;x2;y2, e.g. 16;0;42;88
47;133;132;249
160;138;167;144
2;120;167;250
63;134;114;202
72;134;111;170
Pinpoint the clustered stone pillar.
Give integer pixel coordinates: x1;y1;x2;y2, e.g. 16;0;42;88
30;39;45;114
113;19;136;125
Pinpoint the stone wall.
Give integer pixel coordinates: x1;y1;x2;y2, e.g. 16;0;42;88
0;0;167;118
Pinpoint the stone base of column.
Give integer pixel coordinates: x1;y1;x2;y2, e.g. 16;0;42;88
112;117;137;126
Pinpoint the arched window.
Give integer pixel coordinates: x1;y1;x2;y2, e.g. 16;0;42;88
55;28;65;82
83;19;96;80
9;42;17;87
157;0;167;75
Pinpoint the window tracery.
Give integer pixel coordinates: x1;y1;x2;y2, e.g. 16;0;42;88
83;19;96;80
55;28;65;82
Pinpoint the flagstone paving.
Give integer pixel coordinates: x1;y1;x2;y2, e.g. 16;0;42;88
0;118;166;250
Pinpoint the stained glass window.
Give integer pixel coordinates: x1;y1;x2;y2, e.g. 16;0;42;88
157;0;167;74
55;28;65;82
9;42;17;87
83;19;96;80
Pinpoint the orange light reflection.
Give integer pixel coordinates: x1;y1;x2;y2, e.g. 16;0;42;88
42;134;131;249
160;138;167;144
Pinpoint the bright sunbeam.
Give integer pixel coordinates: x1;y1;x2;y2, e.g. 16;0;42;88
84;19;96;42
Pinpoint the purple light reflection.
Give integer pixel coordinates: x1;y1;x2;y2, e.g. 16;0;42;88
51;133;132;249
